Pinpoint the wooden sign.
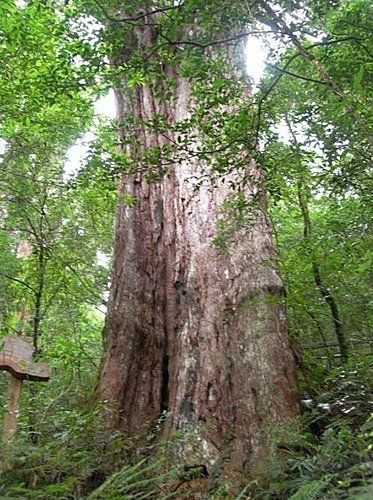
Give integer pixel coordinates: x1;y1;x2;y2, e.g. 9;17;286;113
0;335;50;447
0;335;50;381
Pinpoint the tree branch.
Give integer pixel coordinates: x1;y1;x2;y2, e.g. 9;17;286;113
0;272;36;294
265;62;326;85
257;0;372;143
91;0;183;24
145;29;283;61
252;53;301;148
159;30;283;49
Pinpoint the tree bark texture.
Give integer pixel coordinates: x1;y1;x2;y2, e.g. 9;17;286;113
96;26;299;474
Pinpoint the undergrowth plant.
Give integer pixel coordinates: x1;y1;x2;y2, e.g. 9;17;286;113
237;356;373;499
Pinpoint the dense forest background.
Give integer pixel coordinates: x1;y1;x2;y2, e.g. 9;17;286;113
0;0;372;498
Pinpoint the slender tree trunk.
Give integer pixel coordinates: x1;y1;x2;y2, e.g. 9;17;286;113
96;22;299;476
304;309;333;369
297;181;349;363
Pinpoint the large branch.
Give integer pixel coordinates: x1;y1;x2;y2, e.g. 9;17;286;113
145;29;281;61
158;29;282;49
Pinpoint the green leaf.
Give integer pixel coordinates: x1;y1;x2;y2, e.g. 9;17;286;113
353;65;364;92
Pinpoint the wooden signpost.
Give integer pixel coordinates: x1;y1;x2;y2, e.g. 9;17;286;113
0;335;50;444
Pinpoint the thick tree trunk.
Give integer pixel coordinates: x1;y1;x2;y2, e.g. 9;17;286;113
96;24;298;475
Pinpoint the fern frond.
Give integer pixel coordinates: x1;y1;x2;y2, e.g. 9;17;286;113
289;475;333;500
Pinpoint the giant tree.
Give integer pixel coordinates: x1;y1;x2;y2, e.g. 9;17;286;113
93;0;299;475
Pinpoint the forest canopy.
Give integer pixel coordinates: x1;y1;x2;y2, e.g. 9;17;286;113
0;0;372;498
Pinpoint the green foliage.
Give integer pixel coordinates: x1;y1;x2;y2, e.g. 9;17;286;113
271;189;372;350
0;0;371;498
1;407;123;498
238;357;373;499
0;0;115;365
288;476;333;500
88;458;174;499
0;2;113;494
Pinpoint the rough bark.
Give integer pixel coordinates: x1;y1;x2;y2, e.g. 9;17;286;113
96;24;299;475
